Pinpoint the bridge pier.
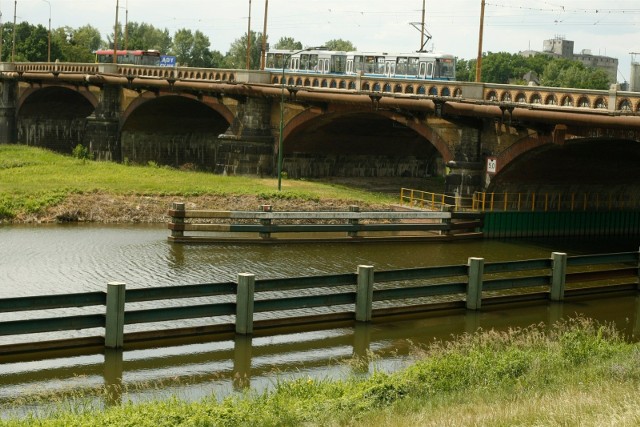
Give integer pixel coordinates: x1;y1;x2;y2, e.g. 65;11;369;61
217;96;274;175
0;66;17;144
84;84;121;161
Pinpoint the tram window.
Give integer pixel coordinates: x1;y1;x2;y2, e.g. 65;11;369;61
407;57;419;76
353;56;363;73
364;56;376;73
376;57;385;74
332;55;346;73
309;54;319;71
397;57;408;75
427;62;434;77
346;59;353;73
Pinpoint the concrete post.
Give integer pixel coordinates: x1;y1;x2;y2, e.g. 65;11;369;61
105;282;126;349
348;205;360;237
236;273;255;334
355;265;374;322
550;252;567;301
467;257;484;310
259;204;272;239
170;202;185;239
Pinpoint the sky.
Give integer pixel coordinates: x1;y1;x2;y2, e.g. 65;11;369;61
8;0;640;83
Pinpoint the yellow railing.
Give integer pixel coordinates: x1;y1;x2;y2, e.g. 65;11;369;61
401;189;640;212
400;188;475;211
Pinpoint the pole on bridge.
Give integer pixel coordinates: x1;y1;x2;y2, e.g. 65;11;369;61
475;0;485;82
261;0;268;70
246;0;252;70
113;0;119;64
11;0;16;62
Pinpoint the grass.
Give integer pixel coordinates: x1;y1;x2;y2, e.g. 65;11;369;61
0;145;397;219
2;317;639;426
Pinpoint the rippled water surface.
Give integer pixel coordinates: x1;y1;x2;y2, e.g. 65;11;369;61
1;224;638;414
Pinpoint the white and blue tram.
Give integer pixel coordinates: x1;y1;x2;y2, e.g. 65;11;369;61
265;49;456;81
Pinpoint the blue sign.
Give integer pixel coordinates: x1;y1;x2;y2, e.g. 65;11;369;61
159;55;177;67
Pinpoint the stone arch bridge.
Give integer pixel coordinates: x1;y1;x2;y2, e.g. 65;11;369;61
2;61;640;198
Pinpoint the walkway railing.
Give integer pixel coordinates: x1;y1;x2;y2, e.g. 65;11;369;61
473;192;640;212
401;189;640;213
0;250;637;359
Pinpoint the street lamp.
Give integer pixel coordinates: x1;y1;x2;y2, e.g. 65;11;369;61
277;46;325;191
41;0;51;62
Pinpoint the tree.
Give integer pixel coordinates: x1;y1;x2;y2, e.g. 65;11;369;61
273;37;302;50
323;38;356;51
540;59;610;90
124;22;172;53
224;31;264;69
171;28;215;67
53;25;101;62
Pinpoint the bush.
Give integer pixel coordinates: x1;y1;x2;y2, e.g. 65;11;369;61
71;144;93;161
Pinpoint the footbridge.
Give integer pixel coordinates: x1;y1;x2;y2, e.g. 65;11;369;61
2;61;640;198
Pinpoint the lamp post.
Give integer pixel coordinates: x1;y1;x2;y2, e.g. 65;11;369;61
41;0;51;62
277;46;324;191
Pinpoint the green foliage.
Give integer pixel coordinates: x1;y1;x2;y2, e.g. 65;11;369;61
224;31;265;70
71;144;93;160
125;22;172;53
323;38;356;51
273;37;302;50
540;59;611;89
1;317;635;426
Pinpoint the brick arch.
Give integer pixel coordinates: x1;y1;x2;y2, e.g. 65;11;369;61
121;91;234;128
492;134;554;175
280;106;454;163
17;83;99;113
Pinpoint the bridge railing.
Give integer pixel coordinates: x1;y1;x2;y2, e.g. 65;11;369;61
400;188;475;211
0;250;637;359
6;61;640;114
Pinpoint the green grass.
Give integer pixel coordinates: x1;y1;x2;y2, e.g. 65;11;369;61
0;145;397;219
2;317;639;426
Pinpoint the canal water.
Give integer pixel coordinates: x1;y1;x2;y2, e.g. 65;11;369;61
0;224;638;414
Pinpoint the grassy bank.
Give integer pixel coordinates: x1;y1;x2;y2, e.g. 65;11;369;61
0;145;399;222
2;317;638;426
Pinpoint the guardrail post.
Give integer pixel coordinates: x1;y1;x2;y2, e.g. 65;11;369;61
356;265;374;321
259;204;272;239
170;202;185;239
467;257;484;310
105;282;126;349
348;205;360;237
550;252;567;301
236;273;255;334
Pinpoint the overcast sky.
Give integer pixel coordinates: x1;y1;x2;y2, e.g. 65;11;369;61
9;0;640;83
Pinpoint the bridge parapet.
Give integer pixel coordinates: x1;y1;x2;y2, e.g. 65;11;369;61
3;61;640;114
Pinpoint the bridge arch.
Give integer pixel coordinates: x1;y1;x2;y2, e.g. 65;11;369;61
16;85;98;153
119;93;233;170
278;105;454;178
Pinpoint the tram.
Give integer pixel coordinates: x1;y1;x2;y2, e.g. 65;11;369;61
265;49;456;81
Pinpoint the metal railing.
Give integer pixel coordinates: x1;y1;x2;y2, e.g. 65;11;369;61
0;250;637;358
401;189;640;213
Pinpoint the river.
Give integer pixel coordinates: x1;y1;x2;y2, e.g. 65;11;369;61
0;224;638;413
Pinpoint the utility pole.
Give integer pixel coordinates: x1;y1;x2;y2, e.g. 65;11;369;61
11;0;16;62
246;0;252;70
420;0;425;52
475;0;486;82
261;0;268;70
124;0;128;51
113;0;119;64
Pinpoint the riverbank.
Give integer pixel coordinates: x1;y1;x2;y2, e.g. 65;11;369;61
3;317;638;426
1;145;421;224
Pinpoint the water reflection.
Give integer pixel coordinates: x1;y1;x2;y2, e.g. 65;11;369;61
1;294;638;413
1;224;639;415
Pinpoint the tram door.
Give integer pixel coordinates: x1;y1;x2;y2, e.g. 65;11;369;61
385;60;395;78
419;62;427;79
